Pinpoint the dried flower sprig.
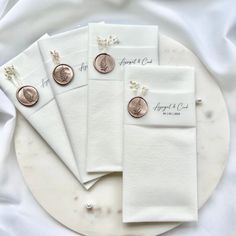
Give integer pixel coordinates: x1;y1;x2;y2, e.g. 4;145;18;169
50;50;60;65
97;35;120;50
129;81;148;96
4;65;22;87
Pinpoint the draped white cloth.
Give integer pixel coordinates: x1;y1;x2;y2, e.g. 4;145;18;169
0;0;235;235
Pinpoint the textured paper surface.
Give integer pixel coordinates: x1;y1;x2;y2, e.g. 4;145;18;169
0;41;82;183
87;23;159;172
123;65;198;222
39;27;106;188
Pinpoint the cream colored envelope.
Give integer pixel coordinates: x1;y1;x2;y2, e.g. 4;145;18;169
87;23;159;172
38;27;106;188
123;65;198;222
0;40;82;184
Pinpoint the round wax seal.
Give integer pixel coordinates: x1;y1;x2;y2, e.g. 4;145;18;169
128;96;148;118
16;85;39;107
93;53;115;74
52;64;74;85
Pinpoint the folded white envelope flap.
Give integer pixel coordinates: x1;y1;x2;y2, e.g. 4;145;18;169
87;23;159;173
0;40;82;183
39;26;106;187
123;65;198;223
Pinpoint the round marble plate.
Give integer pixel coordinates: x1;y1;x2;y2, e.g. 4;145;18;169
14;34;230;236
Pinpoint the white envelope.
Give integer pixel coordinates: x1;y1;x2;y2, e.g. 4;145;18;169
123;65;198;222
0;40;82;184
38;27;106;187
87;23;159;172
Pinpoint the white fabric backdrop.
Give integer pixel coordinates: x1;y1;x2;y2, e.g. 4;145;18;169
0;0;235;235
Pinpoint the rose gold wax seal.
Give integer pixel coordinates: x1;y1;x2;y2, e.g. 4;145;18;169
128;96;148;118
93;53;115;74
52;64;74;85
16;85;39;107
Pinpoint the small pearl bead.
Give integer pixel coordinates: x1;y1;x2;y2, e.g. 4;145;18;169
86;203;93;210
196;98;203;104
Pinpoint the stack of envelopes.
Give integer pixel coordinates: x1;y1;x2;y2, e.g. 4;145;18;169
0;23;198;223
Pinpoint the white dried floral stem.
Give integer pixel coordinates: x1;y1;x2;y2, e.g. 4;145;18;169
129;81;149;97
4;65;23;88
50;50;60;65
141;86;148;96
97;35;120;50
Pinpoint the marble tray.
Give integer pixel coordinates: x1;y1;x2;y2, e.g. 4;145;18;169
14;33;230;236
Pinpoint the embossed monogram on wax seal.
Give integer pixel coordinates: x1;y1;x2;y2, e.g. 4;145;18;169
52;64;74;85
4;65;39;107
128;96;148;118
16;85;39;107
93;53;115;74
50;50;74;86
127;81;149;118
